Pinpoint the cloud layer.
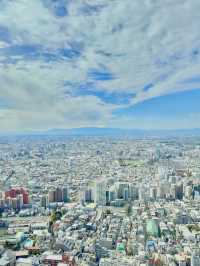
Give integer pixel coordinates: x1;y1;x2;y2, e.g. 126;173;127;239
0;0;200;131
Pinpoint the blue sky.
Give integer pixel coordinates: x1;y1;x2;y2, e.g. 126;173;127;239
0;0;200;131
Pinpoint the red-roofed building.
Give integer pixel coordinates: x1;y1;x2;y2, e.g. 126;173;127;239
5;188;29;205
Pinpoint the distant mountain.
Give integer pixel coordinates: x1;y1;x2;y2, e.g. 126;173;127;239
47;127;128;136
44;127;200;137
2;127;200;138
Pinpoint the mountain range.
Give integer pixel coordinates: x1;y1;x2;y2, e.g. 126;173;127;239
2;127;200;138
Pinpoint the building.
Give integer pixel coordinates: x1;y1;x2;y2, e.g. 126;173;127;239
146;219;161;238
62;187;68;203
55;188;63;202
48;190;55;203
94;180;107;206
48;187;69;203
5;188;29;206
41;195;48;208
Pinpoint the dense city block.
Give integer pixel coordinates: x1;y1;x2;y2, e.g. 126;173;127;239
0;136;200;265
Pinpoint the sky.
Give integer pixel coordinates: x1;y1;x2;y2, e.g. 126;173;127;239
0;0;200;132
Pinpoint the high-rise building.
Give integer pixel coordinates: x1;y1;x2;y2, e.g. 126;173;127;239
83;188;92;203
5;188;29;205
48;189;55;203
150;187;157;200
123;188;129;201
157;183;167;199
55;187;63;202
129;184;138;200
48;187;69;203
62;187;68;203
116;182;129;199
23;191;29;205
139;185;149;201
109;190;116;202
175;182;183;200
17;194;24;209
95;180;107;206
5;197;12;208
11;198;18;209
41;195;48;208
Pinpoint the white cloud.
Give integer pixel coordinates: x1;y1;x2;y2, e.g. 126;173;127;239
0;0;200;130
0;60;114;131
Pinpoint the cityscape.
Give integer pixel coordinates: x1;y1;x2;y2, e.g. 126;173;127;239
1;0;200;265
0;134;200;265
